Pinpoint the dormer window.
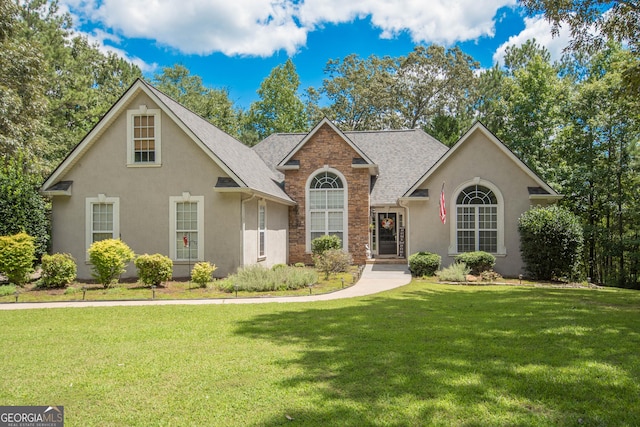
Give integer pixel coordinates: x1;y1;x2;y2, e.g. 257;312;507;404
127;106;161;166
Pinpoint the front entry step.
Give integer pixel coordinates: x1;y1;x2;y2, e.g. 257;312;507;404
366;258;406;265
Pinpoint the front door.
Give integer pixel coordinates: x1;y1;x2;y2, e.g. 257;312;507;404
378;213;397;255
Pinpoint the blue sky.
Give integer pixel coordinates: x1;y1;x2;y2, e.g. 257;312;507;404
60;0;572;109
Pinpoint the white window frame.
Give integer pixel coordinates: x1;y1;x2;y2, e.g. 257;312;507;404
258;201;267;260
305;167;348;253
169;193;204;261
126;106;161;167
448;178;506;256
85;195;120;257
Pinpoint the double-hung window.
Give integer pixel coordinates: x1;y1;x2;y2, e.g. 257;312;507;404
127;107;161;166
170;194;204;261
86;195;120;253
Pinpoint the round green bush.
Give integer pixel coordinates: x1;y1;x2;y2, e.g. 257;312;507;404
454;251;496;275
408;251;441;277
191;262;217;287
40;253;77;288
311;235;342;255
135;253;173;286
271;263;287;271
88;239;135;287
0;232;35;286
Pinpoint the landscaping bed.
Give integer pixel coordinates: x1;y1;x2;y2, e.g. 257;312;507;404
0;267;360;304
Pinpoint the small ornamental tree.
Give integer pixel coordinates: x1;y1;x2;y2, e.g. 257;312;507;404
191;262;217;287
518;206;584;281
135;254;173;287
0;232;35;286
314;249;352;280
88;239;135;287
40;253;77;288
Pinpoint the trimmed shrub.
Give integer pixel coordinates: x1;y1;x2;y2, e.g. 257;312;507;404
518;206;584;281
271;263;287;271
0;232;35;286
135;254;173;286
88;239;135;287
40;253;77;288
63;286;81;295
314;249;352;279
438;262;471;282
311;235;342;255
294;262;306;268
480;270;503;282
191;262;217;288
454;251;496;275
282;267;318;290
223;265;317;292
408;251;441;277
0;284;17;297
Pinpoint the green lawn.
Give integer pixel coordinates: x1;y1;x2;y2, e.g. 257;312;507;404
1;281;639;426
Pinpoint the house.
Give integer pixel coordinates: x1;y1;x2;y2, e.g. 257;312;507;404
41;79;561;280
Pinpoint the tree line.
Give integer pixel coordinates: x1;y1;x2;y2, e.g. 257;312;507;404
1;0;638;287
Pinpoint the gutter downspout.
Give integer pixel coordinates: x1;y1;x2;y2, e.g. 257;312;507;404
398;199;410;265
240;194;257;269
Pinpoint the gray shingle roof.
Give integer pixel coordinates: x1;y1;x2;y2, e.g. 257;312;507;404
142;81;293;204
253;128;448;206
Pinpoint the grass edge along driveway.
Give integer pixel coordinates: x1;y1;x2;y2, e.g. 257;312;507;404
1;280;639;426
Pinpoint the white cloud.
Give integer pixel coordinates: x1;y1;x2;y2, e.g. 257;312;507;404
70;28;159;73
492;15;572;65
56;1;158;72
61;0;519;57
297;0;522;43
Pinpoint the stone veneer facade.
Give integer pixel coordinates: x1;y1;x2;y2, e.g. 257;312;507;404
284;123;371;265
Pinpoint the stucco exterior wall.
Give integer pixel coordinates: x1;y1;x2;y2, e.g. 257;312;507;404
407;129;550;277
284;124;371;265
50;92;244;279
242;198;289;268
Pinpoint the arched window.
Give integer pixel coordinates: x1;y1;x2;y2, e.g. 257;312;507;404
307;171;346;248
456;185;498;253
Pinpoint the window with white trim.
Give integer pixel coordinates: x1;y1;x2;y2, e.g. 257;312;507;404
86;195;120;251
258;202;266;259
170;194;204;261
456;185;498;253
308;171;345;245
127;107;161;166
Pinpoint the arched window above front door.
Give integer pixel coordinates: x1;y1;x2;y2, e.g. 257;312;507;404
306;170;347;251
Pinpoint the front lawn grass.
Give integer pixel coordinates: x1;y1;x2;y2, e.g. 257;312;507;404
1;281;639;426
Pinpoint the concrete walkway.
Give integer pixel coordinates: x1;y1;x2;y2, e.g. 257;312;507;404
0;263;411;310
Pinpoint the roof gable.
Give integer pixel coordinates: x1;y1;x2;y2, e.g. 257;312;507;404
276;118;377;173
42;79;293;205
253;123;449;206
404;122;560;198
